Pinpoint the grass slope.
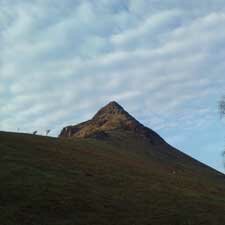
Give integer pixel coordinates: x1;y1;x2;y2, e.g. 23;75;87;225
0;131;225;225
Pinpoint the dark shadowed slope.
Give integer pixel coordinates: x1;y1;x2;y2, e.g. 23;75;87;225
0;102;225;225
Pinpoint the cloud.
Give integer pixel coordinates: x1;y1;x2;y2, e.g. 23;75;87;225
0;0;225;141
111;9;183;47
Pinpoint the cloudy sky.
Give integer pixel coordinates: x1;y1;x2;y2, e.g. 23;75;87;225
1;0;225;172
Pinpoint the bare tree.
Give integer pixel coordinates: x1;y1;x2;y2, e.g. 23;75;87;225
219;96;225;118
219;96;225;168
46;129;51;136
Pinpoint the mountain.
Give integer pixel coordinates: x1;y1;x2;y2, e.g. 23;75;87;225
0;102;225;225
59;101;164;144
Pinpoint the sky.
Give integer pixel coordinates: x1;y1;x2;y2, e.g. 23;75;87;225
1;0;225;172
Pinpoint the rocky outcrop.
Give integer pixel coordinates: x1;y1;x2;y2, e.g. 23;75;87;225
59;101;165;144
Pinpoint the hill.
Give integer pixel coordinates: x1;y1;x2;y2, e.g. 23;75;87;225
0;102;225;225
59;101;165;144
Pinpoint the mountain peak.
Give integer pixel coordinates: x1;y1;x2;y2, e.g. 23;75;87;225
105;101;122;108
59;101;165;144
92;101;129;120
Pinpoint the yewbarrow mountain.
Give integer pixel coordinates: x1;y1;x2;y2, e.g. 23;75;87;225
59;101;164;143
0;101;225;225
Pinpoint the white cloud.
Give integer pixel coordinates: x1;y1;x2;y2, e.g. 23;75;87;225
0;0;225;141
111;9;182;46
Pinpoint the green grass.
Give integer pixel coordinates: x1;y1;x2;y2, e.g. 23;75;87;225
0;131;225;225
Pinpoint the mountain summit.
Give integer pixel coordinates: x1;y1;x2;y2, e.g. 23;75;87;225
59;101;164;144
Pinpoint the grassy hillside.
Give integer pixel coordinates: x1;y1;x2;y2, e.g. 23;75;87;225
0;131;225;225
